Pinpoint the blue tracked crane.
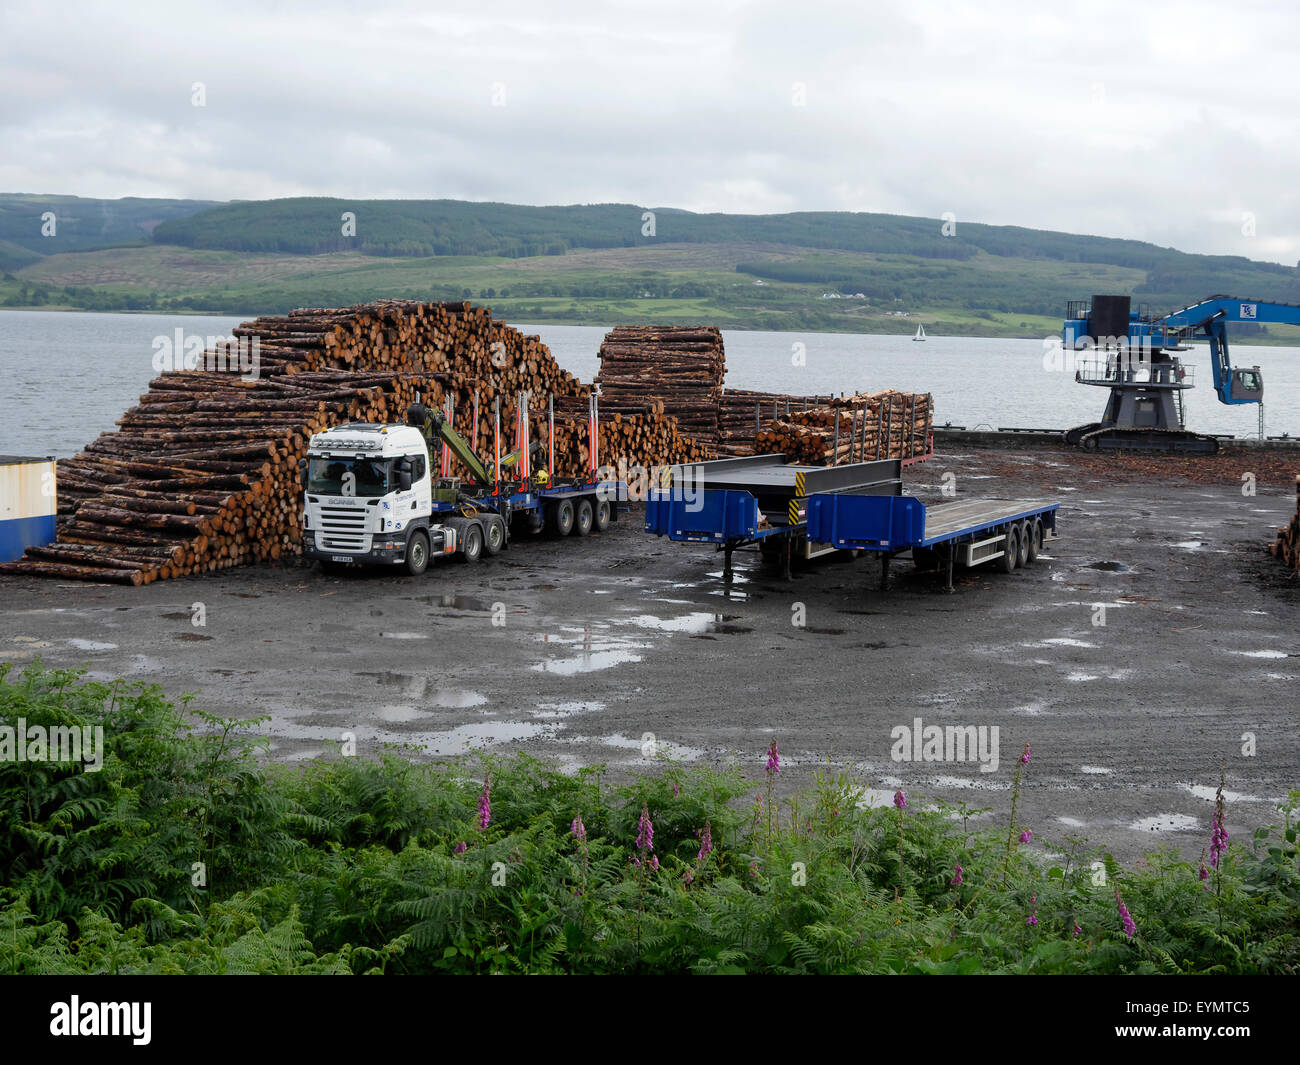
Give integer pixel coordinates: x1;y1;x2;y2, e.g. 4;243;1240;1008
1061;294;1298;453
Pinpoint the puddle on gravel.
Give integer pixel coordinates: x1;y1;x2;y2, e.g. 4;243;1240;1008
1232;649;1289;659
531;701;604;719
1130;813;1200;833
357;672;488;708
1080;766;1114;775
853;787;901;809
1182;783;1266;804
1058;816;1088;828
531;631;647;675
422;720;549;754
173;633;213;642
1086;561;1133;572
67;639;117;651
380;631;429;640
410;594;494;611
1024;637;1097;649
623;612;727;634
593;733;704;761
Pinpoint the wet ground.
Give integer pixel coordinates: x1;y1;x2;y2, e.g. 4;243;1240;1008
2;444;1298;862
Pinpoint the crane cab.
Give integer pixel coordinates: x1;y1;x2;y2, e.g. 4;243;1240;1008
1230;367;1263;402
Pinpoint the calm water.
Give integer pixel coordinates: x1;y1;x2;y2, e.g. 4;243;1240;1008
3;310;1295;457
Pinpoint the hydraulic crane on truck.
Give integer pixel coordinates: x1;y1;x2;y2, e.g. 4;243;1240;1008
1061;294;1296;453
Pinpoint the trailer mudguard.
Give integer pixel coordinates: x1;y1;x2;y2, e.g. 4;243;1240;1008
645;489;760;541
805;493;926;549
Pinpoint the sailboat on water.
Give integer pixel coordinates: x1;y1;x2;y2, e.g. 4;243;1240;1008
912;323;927;342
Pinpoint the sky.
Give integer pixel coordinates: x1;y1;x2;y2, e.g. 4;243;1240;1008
2;0;1298;263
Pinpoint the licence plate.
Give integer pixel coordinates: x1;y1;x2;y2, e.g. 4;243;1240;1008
331;555;351;563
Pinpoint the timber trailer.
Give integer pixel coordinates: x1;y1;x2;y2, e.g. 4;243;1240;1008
301;392;619;574
644;454;1059;592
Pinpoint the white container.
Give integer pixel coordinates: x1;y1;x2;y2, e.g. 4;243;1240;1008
0;457;57;563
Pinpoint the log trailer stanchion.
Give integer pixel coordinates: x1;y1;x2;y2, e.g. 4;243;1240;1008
644;454;1059;592
301;391;620;574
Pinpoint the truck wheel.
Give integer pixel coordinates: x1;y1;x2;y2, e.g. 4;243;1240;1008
552;499;575;536
1025;519;1043;564
912;546;938;571
999;526;1019;573
461;524;483;563
594;499;611;531
405;531;430;576
484;517;505;555
1016;521;1031;568
575;499;594;536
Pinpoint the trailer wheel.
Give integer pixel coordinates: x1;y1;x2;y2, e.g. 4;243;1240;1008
1016;521;1031;568
999;526;1019;573
594;499;611;531
552;499;575;536
1025;518;1043;564
575;499;594;536
405;531;430;576
461;524;483;563
484;517;505;555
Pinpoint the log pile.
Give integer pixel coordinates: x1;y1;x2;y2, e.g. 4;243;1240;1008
718;388;838;456
0;302;703;585
1268;475;1300;576
755;390;933;465
595;326;725;447
548;397;710;475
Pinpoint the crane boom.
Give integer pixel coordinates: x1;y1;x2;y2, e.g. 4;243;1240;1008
405;402;492;485
1155;296;1300;405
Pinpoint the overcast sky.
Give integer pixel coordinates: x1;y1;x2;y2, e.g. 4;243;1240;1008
2;0;1297;263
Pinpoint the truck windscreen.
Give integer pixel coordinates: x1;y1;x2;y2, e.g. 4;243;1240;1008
307;456;392;497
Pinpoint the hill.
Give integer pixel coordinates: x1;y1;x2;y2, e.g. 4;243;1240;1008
3;194;1298;339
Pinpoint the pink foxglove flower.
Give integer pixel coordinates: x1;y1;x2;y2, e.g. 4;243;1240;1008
476;774;492;832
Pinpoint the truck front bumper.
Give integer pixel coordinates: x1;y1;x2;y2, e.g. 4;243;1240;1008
303;527;444;565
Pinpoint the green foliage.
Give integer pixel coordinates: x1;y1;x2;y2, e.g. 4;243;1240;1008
3;665;1298;974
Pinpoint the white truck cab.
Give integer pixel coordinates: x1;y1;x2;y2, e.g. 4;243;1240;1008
301;422;437;571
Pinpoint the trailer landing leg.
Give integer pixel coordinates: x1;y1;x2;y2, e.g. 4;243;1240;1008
783;536;793;581
723;543;734;583
944;545;955;594
879;552;891;592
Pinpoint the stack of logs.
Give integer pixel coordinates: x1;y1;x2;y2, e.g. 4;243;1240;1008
550;396;710;475
1268;475;1300;576
595;326;725;448
755;390;934;465
0;302;706;586
718;388;839;456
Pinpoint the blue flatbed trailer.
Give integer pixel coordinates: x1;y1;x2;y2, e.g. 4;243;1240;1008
644;454;1059;591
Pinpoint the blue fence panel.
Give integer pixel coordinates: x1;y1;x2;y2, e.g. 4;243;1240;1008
805;494;926;549
645;490;759;541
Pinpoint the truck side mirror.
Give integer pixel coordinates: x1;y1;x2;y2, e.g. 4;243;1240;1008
397;458;413;491
299;458;309;490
